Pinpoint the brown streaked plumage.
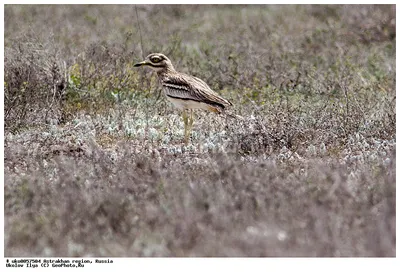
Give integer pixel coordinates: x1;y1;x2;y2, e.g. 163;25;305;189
134;53;232;144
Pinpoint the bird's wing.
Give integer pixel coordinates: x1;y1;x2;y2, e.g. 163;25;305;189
162;73;232;107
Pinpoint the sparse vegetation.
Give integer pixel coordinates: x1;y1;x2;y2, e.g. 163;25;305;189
4;4;395;256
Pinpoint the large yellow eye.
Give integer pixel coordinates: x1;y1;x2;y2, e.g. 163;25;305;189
150;56;161;63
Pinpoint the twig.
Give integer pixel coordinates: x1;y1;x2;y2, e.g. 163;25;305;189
135;6;145;59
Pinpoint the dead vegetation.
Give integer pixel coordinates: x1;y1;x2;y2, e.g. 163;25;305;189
4;4;396;256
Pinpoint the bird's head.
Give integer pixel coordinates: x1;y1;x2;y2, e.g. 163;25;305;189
134;53;174;72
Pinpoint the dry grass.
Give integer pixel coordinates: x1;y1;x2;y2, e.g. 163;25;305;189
4;4;395;257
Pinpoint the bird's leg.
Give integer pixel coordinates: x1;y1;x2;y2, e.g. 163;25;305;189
185;110;195;145
182;110;189;145
188;110;195;132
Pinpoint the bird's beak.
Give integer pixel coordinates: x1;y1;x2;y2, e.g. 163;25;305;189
134;61;148;67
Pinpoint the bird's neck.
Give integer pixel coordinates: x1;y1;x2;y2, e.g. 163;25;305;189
157;65;176;78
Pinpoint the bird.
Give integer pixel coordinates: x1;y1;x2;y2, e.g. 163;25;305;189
134;53;232;145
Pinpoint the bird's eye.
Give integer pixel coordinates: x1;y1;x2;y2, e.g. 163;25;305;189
151;57;161;63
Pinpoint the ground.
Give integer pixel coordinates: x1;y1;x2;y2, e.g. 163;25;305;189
4;4;396;256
